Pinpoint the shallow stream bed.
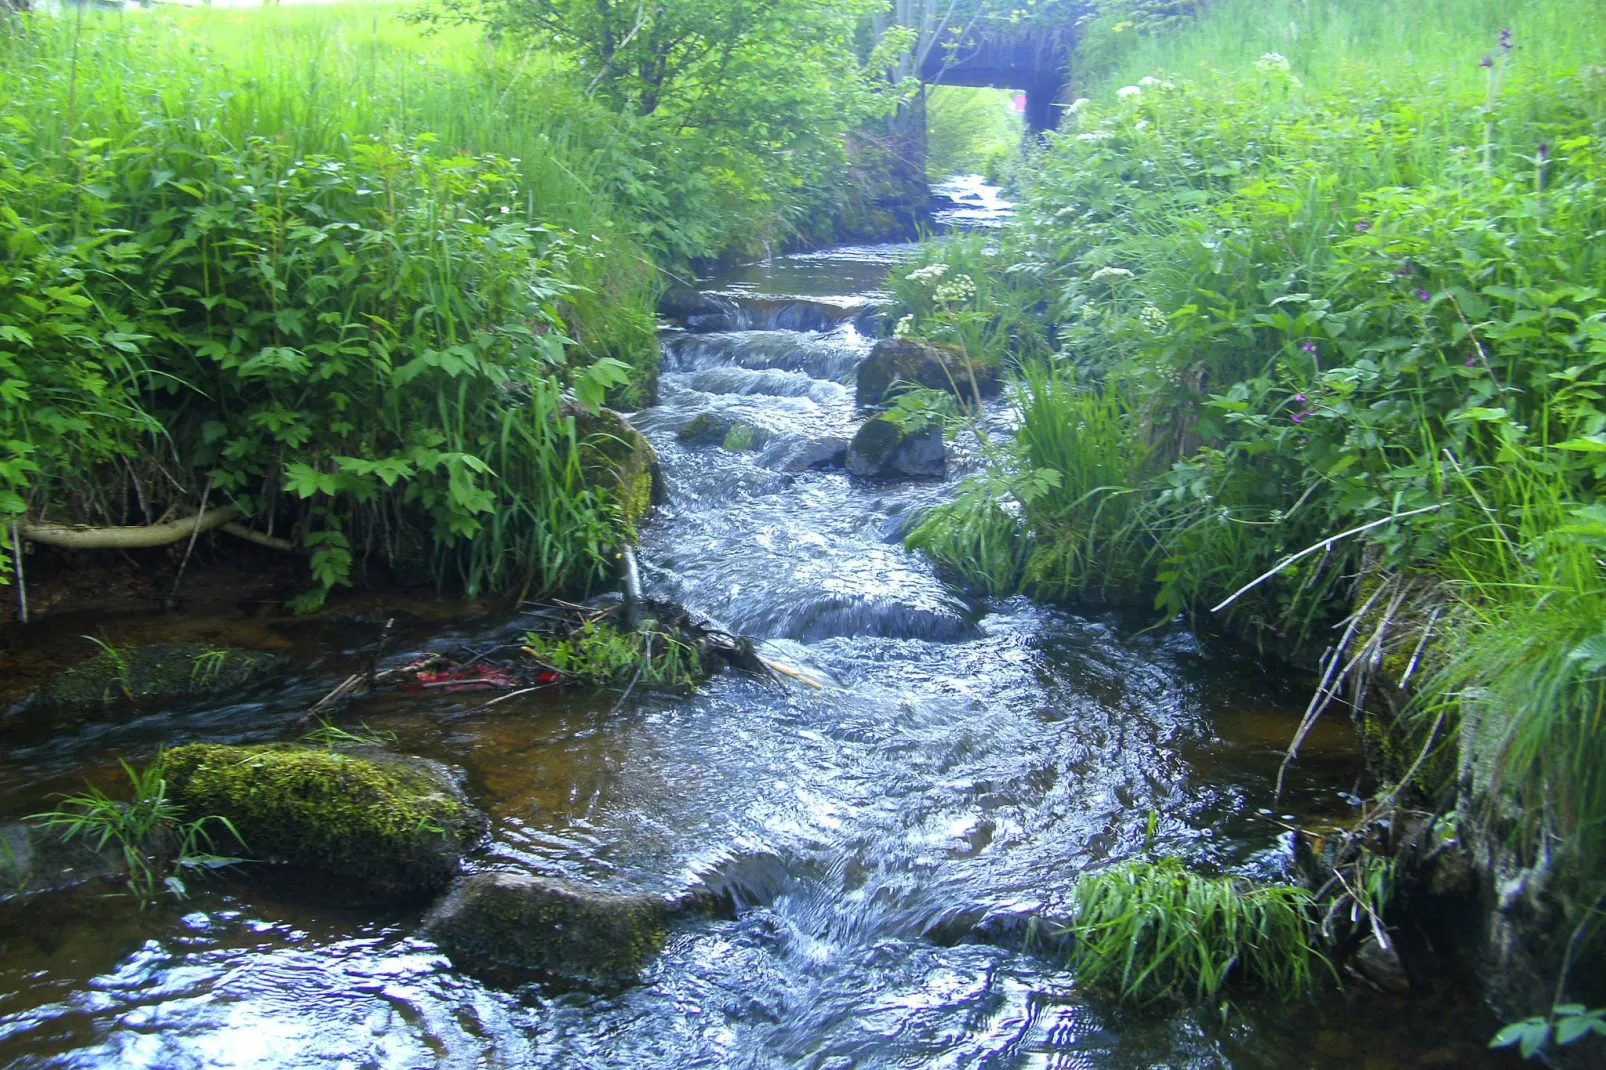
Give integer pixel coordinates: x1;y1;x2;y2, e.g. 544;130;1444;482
0;181;1510;1069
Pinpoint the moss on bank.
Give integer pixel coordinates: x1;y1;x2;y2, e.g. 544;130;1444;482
40;644;287;709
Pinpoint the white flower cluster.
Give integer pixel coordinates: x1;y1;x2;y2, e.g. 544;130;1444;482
906;263;949;286
1139;304;1169;334
1066;97;1093;114
1076;129;1115;142
893;314;916;339
1116;84;1142;100
1256;51;1292;75
1088;266;1135;285
933;273;976;305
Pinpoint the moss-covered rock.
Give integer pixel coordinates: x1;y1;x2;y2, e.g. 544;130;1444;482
424;871;670;985
164;744;486;900
575;406;664;535
721;421;768;452
39;643;287;710
677;410;735;446
845;416;946;479
855;338;998;408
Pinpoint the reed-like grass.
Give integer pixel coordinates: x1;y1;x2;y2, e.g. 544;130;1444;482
1056;857;1325;1003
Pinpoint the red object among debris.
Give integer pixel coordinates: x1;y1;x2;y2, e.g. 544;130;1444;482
409;664;520;692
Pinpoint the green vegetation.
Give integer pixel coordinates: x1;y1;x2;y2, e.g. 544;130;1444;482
900;0;1606;938
521;617;703;689
925;86;1021;180
1492;1004;1606;1061
1053;857;1325;1003
30;752;243;904
0;0;909;608
164;742;486;897
40;640;285;707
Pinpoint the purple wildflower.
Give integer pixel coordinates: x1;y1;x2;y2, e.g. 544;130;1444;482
1355;220;1371;232
1417;289;1432;302
1500;27;1512;52
1465;357;1478;367
1294;393;1306;402
1480;54;1494;69
1301;342;1317;353
1291;412;1305;423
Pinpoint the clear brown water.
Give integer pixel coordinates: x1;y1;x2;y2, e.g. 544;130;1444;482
0;182;1512;1069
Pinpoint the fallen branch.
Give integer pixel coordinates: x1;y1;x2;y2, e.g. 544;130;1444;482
20;505;242;550
218;521;300;553
1210;504;1444;614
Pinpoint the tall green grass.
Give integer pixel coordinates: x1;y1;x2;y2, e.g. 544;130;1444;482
900;0;1606;941
1055;857;1325;1003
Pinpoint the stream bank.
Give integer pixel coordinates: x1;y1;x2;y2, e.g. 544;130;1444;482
0;179;1517;1068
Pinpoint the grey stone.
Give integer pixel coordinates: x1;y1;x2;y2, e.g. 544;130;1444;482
846;417;946;479
424;871;671;985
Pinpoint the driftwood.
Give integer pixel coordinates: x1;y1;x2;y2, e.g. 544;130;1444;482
16;507;301;554
20;506;243;549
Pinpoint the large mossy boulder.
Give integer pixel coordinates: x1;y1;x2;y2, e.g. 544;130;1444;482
424;871;670;985
574;406;664;534
854;338;998;408
39;643;287;710
164;744;487;900
845;416;946;479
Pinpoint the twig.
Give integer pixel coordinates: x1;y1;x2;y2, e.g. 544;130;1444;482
1445;291;1507;402
418;679;512;690
1275;579;1394;799
10;520;26;625
168;475;213;606
479;685;547;709
1398;606;1444;686
1211;504;1444;614
758;655;826;689
367;617;394;687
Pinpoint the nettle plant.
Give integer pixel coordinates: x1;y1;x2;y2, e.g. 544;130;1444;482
2;129;633;605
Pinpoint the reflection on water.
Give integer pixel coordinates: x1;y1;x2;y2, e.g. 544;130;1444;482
0;180;1509;1068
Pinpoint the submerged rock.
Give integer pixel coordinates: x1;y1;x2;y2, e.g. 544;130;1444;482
658;288;741;333
1349;933;1411;994
720;421;768;452
0;821;123;900
845;416;946;479
677;410;736;446
164;744;487;901
854;338;998;408
38;643;287;710
770;435;849;472
575;406;665;532
424;871;670;985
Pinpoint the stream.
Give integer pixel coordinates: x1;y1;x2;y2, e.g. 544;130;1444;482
0;178;1505;1069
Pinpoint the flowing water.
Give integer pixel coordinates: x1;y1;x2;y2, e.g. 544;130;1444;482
0;180;1508;1069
